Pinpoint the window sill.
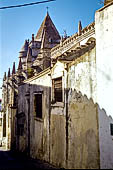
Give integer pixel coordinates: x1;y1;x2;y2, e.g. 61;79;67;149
34;117;44;122
51;102;64;108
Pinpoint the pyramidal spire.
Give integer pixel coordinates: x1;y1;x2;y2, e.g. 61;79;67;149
35;13;60;42
12;62;16;75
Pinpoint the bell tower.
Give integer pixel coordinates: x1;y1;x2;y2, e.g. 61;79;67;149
104;0;113;5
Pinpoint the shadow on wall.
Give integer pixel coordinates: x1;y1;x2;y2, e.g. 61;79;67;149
16;82;113;169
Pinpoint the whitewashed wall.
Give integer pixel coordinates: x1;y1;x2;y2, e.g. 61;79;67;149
98;107;113;169
68;48;96;103
95;4;113;118
95;3;113;169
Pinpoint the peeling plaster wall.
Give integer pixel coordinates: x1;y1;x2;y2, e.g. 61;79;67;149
18;71;51;161
68;47;97;103
68;92;99;169
18;84;29;152
28;71;51;162
50;62;67;168
67;48;100;169
50;114;66;168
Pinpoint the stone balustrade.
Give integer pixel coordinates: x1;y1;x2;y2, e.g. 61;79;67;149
51;22;95;59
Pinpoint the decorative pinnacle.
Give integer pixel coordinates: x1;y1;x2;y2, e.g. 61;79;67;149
12;62;16;75
78;21;82;36
8;68;10;77
3;72;6;81
18;58;22;70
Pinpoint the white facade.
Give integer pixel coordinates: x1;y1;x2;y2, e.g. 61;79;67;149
98;108;113;169
96;3;113;118
95;3;113;169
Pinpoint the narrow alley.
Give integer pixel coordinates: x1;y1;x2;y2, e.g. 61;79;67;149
0;146;57;170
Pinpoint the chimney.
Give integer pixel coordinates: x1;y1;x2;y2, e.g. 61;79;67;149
78;21;82;36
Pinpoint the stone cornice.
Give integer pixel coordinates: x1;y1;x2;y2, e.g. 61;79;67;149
58;40;96;64
24;67;51;83
51;22;95;59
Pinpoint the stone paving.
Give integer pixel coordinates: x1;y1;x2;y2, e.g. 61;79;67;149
0;146;58;170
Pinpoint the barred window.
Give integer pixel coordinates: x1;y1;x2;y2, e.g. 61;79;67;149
53;77;62;103
110;124;113;136
34;94;42;119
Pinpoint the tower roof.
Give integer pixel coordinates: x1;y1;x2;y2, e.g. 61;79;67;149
20;40;29;53
35;12;60;42
19;40;29;58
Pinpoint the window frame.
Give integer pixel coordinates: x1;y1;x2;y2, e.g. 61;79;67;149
52;77;63;104
34;92;43;120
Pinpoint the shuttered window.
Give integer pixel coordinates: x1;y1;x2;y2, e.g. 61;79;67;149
53;77;62;102
110;124;113;136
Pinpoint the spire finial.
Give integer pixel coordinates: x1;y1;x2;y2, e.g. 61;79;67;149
46;6;49;14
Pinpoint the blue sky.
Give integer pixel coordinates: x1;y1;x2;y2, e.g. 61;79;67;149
0;0;103;98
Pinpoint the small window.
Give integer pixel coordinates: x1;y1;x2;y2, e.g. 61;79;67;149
110;124;113;136
53;77;62;103
34;94;42;119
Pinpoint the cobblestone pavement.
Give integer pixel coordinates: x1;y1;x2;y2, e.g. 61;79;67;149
0;146;58;170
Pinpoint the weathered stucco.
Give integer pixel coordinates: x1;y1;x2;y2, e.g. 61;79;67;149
68;47;97;103
50;114;66;168
68;91;99;169
67;47;99;169
18;69;51;162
